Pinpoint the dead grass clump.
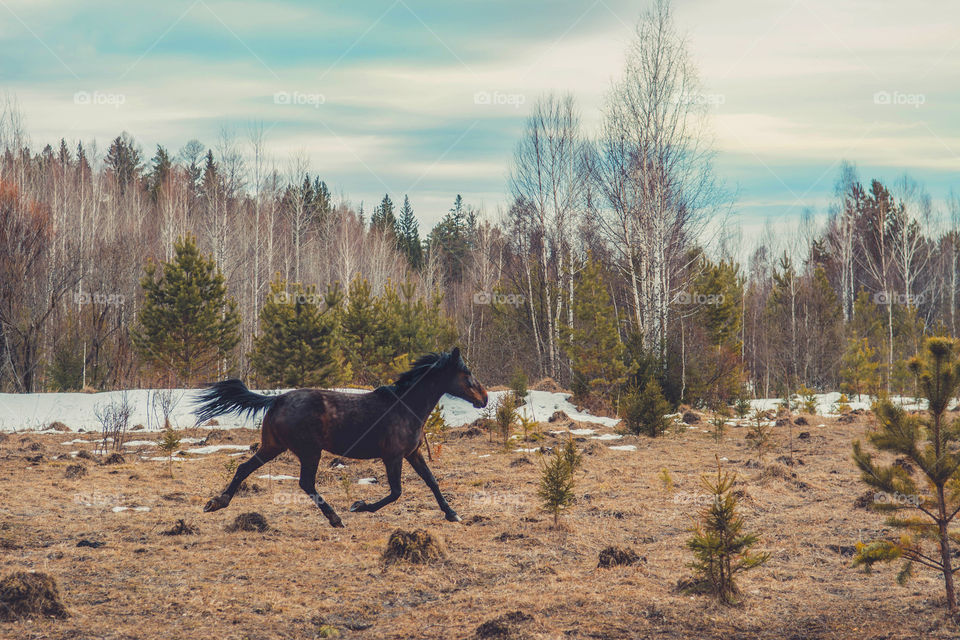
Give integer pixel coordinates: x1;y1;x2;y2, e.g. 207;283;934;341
759;463;793;482
510;457;532;467
530;377;562;393
47;421;70;432
102;452;125;465
548;410;569;423
474;610;534;639
598;546;642;568
161;519;199;536
64;464;87;479
226;512;269;533
382;529;445;564
237;481;263;495
24;441;44;452
75;450;96;461
682;411;701;424
0;571;69;621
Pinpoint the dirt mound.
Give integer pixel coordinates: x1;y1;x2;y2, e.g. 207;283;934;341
598;546;642;568
530;377;563;393
226;512;269;533
202;430;233;444
102;452;125;465
47;421;70;432
382;529;445;564
475;611;534;639
548;410;570;423
75;450;96;461
794;416;809;425
0;571;69;621
161;519;199;536
453;424;485;438
64;464;87;479
682;411;700;424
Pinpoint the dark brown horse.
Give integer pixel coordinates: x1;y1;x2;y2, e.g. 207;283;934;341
194;348;487;527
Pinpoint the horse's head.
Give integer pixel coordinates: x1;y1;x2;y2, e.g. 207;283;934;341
445;347;487;408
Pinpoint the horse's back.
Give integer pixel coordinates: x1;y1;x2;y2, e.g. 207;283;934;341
265;387;389;460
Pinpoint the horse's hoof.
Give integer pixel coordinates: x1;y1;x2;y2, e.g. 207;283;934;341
349;500;366;513
203;496;227;512
329;518;345;528
445;512;462;523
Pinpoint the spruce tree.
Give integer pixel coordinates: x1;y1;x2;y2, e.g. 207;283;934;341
250;278;351;388
560;257;630;403
341;277;391;386
132;235;239;385
852;337;960;612
397;195;423;269
371;193;398;239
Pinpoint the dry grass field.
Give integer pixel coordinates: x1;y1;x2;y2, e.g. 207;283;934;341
1;410;959;639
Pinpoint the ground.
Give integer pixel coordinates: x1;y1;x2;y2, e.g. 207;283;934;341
1;411;958;639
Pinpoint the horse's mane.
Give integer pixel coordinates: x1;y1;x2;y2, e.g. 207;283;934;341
387;350;463;391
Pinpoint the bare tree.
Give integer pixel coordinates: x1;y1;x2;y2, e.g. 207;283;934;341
592;0;724;364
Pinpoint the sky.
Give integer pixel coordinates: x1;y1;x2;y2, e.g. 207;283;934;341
1;0;958;253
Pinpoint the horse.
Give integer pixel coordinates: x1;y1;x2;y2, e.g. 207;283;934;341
193;347;488;527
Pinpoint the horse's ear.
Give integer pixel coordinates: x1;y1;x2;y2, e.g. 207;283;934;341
450;346;461;364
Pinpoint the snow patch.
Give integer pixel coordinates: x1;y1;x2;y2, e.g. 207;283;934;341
608;445;637;451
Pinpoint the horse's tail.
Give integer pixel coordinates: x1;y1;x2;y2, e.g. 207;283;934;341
193;379;278;425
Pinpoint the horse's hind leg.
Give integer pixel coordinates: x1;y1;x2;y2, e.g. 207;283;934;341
204;445;283;512
297;455;344;528
349;457;402;514
406;450;461;522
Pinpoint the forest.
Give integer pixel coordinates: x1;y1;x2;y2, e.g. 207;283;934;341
0;4;955;419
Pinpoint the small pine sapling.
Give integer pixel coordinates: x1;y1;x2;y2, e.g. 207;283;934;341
851;336;960;612
622;377;672;437
833;393;852;414
538;439;582;526
746;410;773;465
796;384;818;414
157;428;181;477
710;414;727;447
734;397;751;419
683;460;770;605
659;468;674;493
517;411;539;442
509;368;529;403
422;406;447;460
495;393;519;448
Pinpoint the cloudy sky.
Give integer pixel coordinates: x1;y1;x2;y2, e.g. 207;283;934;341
1;0;958;248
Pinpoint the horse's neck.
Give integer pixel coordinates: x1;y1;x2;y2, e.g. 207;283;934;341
399;380;445;424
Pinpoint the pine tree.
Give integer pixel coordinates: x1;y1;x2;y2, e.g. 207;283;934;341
104;132;142;196
341;277;391;386
684;461;769;605
538;438;582;526
132;235;240;385
146;145;172;202
560;257;630;403
250;278;351;388
852;337;960;612
622;376;672;437
840;335;879;401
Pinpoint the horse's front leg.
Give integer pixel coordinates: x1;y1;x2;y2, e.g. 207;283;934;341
349;457;402;513
406;449;460;522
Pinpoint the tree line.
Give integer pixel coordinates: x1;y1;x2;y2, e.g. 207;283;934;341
0;1;957;411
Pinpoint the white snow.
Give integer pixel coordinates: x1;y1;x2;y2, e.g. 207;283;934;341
257;474;298;481
357;477;378;485
111;506;151;513
591;433;623;441
123;440;156;448
184;444;251;455
608;445;637;451
0;387;622;433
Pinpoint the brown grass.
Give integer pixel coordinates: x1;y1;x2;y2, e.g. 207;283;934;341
0;417;957;638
